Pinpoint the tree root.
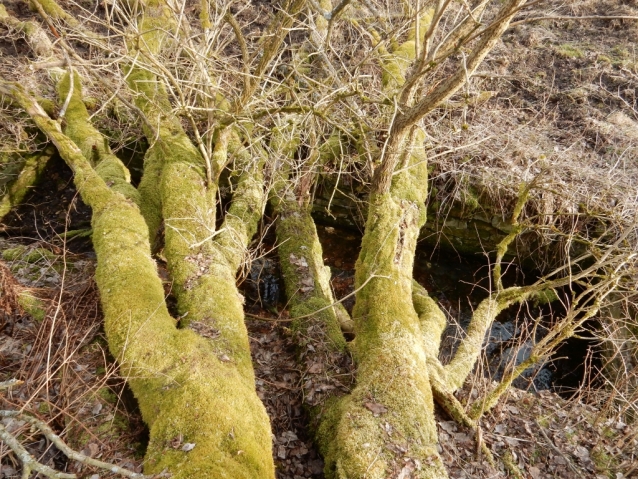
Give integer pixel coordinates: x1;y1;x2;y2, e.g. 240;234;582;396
431;381;495;466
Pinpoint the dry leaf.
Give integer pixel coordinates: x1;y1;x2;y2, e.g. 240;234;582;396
277;445;287;459
92;402;103;415
440;421;457;433
364;402;387;416
529;466;542;479
308;362;323;374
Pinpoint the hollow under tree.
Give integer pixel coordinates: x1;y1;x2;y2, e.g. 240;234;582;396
0;0;636;478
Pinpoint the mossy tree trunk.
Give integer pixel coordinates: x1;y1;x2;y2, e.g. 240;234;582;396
0;4;55;222
319;129;452;478
1;0;292;473
314;1;533;477
2;74;276;479
269;120;354;421
3;0;635;478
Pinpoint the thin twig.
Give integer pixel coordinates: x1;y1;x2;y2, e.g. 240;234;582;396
0;410;151;478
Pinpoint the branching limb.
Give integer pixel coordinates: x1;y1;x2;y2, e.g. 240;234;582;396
493;177;539;293
241;0;307;108
0;410;148;479
2;78;276;479
430;380;495;465
0;4;54;57
394;0;528;133
468;294;604;420
56;71;140;205
28;0;78;27
0;423;75;479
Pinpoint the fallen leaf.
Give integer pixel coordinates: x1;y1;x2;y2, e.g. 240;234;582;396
364;402;387;416
573;445;590;460
92;402;103;415
277;445;287;459
397;462;415;479
439;421;457;433
308;362;323;374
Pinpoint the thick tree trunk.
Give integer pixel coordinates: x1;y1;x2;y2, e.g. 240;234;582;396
318;129;449;478
2;71;275;477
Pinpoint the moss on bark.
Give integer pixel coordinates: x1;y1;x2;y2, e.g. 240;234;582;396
3;75;275;478
319;129;448;478
57;72;140;205
0;148;54;223
120;2;274;474
0;3;54;57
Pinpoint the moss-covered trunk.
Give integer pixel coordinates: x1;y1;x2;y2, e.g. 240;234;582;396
115;4;275;475
2;67;275;477
0;147;54;223
318;129;448;478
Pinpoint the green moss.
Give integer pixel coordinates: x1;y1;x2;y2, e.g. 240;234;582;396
275;202;348;350
537;416;550;428
2;245;57;264
0;148;53;222
380;8;433;91
596;55;612;65
317;131;450;477
591;445;617;477
556;44;585;59
97;387;118;404
10;81;274;477
30;0;78;24
17;291;46;322
610;45;629;60
534;287;558;306
113;8;273;475
463;186;481;211
502;450;524;478
63;228;93;239
57;72;140;206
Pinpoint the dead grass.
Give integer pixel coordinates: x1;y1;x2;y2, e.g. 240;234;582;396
0;250;146;478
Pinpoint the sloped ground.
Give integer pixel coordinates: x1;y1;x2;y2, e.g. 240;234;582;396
424;0;638;265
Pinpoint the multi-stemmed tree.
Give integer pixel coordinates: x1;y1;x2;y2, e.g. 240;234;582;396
1;0;636;477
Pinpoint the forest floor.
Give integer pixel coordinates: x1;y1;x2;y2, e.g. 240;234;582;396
1;0;638;478
1;215;637;479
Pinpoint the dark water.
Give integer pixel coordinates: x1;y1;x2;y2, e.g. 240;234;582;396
246;225;598;394
244;257;281;311
329;227;600;393
416;247;599;394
